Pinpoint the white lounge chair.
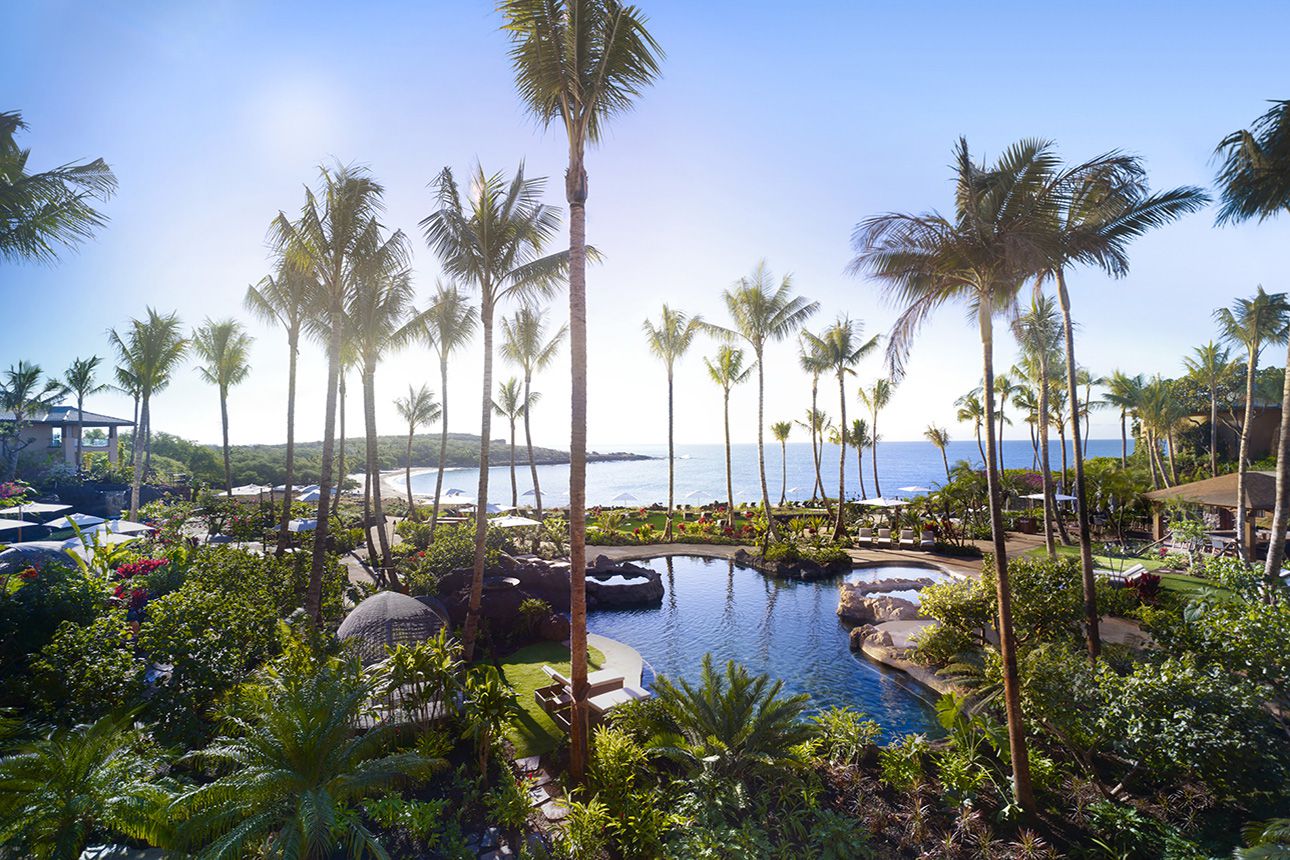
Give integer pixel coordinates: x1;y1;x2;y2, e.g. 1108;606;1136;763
919;530;936;549
876;528;893;547
899;529;916;548
856;527;874;546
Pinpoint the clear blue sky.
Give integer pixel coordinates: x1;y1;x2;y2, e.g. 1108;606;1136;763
4;1;1289;450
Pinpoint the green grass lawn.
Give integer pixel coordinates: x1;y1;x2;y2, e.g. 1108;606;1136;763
1023;544;1232;599
499;641;606;758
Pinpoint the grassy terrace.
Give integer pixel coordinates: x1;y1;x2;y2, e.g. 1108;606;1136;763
1023;544;1233;599
499;641;606;758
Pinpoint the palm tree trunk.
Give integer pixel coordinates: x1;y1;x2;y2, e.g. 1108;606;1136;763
1237;346;1258;562
406;427;416;521
977;305;1034;812
723;388;734;528
75;394;84;474
523;371;543;521
275;330;298;556
307;312;343;623
1055;420;1073;545
756;348;777;542
337;374;347;496
1038;355;1057;559
1120;409;1128;468
509;416;518;508
430;355;449;538
1030;423;1038;470
940;446;950;482
129;393;148;519
1210;388;1219;477
1055;271;1100;661
1166;430;1180;485
857;441;868;499
833;373;848;540
975;424;986;467
779;440;787;506
665;368;674;541
998;401;1006;472
1262;338;1290;589
810;379;824;502
871;403;882;498
363;469;377;562
565;158;590;786
463;301;495;662
220;386;232;496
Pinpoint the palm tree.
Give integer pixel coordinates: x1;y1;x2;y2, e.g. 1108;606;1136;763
62;357;107;474
171;651;443;858
271;164;406;622
799;331;830;501
1012;293;1065;557
1138;376;1186;487
500;0;663;785
1040;151;1207;659
412;283;477;537
394;384;440;521
422;164;564;662
245;257;314;555
1216;286;1290;561
501;304;566;521
704;345;751;528
643;305;704;540
0;712;167;860
109;309;187;519
705;262;818;542
0;362;66;481
493;378;529;508
771;421;792;505
858;379;892;498
191;319;253;495
924;425;951;482
955;391;988;466
851;417;872;499
1102;370;1144;468
993;373;1018;471
803;317;879;538
0;111;117;264
849;137;1064;811
1076;368;1104;457
1184;342;1233;477
796;408;831;502
1010;384;1039;467
1216;100;1290;581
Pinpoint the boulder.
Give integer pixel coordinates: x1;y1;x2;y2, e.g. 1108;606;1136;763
538;613;570;641
585;568;664;607
837;583;921;624
848;624;894;651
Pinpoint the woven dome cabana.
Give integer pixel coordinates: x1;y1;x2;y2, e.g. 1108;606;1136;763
337;591;449;665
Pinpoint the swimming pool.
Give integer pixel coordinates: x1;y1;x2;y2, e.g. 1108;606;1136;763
585;555;941;740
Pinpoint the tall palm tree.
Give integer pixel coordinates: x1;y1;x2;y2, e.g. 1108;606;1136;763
803;317;879;537
1102;370;1144;468
798;331;830;501
501;304;566;521
1040;152;1207;660
271;164;406;622
955;391;988;466
62;356;107;474
643;305;703;540
849;137;1065;811
0;111;117;264
1076;368;1103;457
1215;286;1290;561
422;164;564;662
1216;100;1290;581
1138;376;1185;487
1184;342;1233;477
796;408;831;502
1013;293;1065;557
858;379;892;498
705;262;818;542
771;421;792;505
924;424;951;482
993;373;1018;471
0;362;67;482
192;319;253;495
412;283;477;537
851;417;872;499
109;309;187;519
704;345;750;528
501;0;663;784
1010;384;1039;467
493;378;529;508
394;384;440;521
245;257;314;555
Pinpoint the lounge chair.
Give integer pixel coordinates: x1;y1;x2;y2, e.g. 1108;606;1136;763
541;665;624;697
876;528;893;548
899;529;916;549
587;684;651;717
856;527;874;546
919;530;936;549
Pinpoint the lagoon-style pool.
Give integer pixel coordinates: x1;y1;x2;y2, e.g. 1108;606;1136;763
586;555;940;740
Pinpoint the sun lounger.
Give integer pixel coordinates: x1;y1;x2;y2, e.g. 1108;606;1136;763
899;529;916;548
856;527;874;546
587;684;651;716
541;665;624;697
876;528;893;548
919;530;936;549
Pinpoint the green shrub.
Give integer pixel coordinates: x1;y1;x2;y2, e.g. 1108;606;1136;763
806;706;880;766
400;523;510;595
0;561;104;704
31;612;144;724
909;622;974;667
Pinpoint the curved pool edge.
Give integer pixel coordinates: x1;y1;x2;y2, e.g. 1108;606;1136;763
585;632;645;687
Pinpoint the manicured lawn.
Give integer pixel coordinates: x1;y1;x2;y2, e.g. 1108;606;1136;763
1023;544;1234;599
499;641;606;758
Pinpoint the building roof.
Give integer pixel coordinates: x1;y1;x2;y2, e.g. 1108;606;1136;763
336;591;449;666
0;406;133;427
1142;470;1278;511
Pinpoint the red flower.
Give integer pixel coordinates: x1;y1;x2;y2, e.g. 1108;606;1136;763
18;567;37;581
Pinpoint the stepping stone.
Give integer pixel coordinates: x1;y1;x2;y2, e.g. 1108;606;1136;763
540;799;569;821
514;754;542;774
527;770;552;789
528;783;553;807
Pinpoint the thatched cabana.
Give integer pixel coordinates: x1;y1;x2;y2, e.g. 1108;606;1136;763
1142;470;1278;550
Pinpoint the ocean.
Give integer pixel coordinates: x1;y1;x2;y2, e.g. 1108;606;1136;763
403;438;1132;507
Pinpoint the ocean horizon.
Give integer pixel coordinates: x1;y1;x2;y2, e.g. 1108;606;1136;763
400;438;1133;507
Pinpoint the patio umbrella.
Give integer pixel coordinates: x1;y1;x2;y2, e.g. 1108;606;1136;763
61;532;137;550
683;490;706;499
0;518;46;541
490;515;543;528
1020;492;1077;502
45;513;106;529
81;520;155;536
0;502;72;520
287;518;318;533
859;497;906;508
445;488;470;497
230;484;270;496
612;492;638;502
897;486;934;494
297;487;339;502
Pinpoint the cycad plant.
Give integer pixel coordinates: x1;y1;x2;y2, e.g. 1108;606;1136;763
643;305;703;539
393;384;440;520
771;421;792;505
705;262;818;541
858;378;892;498
63;356;107;474
493;377;531;508
1183;342;1233;477
1216;100;1290;580
704;345;751;527
500;304;566;521
421;164;564;662
192;319;253;495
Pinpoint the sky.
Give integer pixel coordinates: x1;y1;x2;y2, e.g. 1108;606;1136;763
4;0;1290;454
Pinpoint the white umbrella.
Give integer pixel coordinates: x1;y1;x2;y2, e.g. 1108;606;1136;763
61;532;136;549
444;488;470;497
466;503;513;514
1020;492;1077;502
0;518;44;537
612;492;638;502
230;484;270;496
297;488;339;502
897;485;934;494
0;502;72;519
287;518;318;533
45;513;106;529
490;515;542;528
81;520;155;536
684;490;706;499
860;497;906;508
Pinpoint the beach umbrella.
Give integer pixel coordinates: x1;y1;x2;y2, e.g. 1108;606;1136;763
297;487;339;502
1020;492;1077;502
45;513;106;529
897;485;934;494
683;490;706;499
287;518;318;533
81;520;155;537
230;484;270;496
490;515;543;528
445;488;470;497
0;502;72;520
0;518;46;541
859;497;906;508
61;532;136;550
612;492;638;502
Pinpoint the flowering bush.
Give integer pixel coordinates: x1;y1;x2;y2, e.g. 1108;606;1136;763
0;480;30;501
116;558;169;579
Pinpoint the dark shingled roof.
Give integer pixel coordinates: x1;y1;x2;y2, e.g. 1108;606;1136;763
1142;470;1278;511
0;406;133;427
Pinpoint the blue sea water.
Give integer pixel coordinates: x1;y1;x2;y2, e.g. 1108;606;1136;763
406;438;1132;507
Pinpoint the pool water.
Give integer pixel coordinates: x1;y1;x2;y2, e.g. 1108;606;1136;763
586;556;941;740
845;565;954;586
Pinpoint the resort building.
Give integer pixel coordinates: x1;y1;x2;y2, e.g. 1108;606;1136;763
0;406;133;469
